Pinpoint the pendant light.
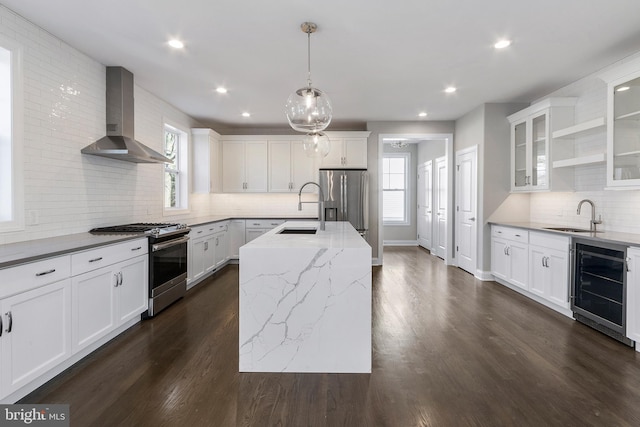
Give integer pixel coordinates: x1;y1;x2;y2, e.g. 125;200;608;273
303;131;331;158
285;22;333;140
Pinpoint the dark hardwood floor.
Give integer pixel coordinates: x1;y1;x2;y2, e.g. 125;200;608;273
23;247;640;426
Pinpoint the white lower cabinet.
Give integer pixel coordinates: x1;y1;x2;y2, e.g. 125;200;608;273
627;246;640;348
0;238;149;402
245;219;285;243
188;222;229;287
528;232;570;309
228;220;246;259
0;278;72;397
491;224;572;316
71;243;148;354
490;226;529;290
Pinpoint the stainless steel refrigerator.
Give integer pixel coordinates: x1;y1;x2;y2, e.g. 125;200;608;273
318;169;368;238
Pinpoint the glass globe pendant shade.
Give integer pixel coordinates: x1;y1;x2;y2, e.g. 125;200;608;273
285;86;332;132
303;131;331;158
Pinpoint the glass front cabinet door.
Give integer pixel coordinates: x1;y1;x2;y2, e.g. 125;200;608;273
607;73;640;187
600;56;640;188
509;110;550;192
508;98;576;193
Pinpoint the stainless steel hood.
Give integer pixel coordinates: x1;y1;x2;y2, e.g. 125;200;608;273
81;67;172;164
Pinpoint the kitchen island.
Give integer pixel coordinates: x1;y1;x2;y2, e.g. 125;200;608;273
239;221;371;373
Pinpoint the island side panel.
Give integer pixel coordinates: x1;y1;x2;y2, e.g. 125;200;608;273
239;246;371;373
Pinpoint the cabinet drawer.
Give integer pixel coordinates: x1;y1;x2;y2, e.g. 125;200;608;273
492;226;529;243
71;238;148;276
530;231;570;251
207;222;229;233
245;219;284;229
190;225;211;238
0;255;71;299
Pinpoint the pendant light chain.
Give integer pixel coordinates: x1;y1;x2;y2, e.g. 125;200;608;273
307;29;312;88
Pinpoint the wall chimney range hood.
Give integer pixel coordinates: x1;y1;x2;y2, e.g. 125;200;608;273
81;67;172;164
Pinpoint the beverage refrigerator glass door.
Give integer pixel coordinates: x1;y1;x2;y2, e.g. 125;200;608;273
571;238;631;346
148;235;189;316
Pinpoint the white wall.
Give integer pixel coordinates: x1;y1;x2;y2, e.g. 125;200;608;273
0;5;208;244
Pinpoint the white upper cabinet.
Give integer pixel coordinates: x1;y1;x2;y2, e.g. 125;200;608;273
508;98;575;192
320;133;369;169
268;140;317;193
222;140;268;192
600;56;640;188
192;128;221;193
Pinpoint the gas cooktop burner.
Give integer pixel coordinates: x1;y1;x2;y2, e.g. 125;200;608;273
90;222;189;237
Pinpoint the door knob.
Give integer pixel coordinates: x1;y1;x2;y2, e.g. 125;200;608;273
469;217;475;221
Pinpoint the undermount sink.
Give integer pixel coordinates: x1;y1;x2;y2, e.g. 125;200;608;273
277;228;318;235
543;227;598;233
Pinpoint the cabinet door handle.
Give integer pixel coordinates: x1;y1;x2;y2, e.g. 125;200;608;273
204;242;208;251
515;234;521;237
35;269;56;277
131;246;142;251
119;272;123;287
197;230;203;234
6;311;12;333
114;273;119;287
0;314;3;337
506;246;510;256
89;257;103;263
626;257;631;272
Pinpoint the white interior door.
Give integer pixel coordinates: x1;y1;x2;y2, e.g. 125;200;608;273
455;146;477;275
434;156;447;259
417;161;432;250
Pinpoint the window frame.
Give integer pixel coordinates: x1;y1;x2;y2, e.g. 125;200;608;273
162;121;189;215
0;36;24;233
382;152;410;226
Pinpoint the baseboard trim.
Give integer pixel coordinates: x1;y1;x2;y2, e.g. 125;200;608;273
475;270;494;281
383;240;418;246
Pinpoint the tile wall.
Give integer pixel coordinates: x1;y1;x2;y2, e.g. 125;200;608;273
0;5;207;244
529;52;640;234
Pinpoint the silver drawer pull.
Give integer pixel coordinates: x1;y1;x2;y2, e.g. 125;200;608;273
35;269;56;277
89;257;103;263
197;230;203;234
253;223;260;226
131;246;142;251
515;234;521;237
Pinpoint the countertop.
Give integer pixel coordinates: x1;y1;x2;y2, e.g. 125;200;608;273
490;221;640;247
186;215;317;227
0;215;319;270
243;221;370;249
0;233;147;270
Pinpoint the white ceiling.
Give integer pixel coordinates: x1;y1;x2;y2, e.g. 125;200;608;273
4;0;640;129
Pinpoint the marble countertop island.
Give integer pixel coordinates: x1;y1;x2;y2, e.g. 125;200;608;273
239;221;371;373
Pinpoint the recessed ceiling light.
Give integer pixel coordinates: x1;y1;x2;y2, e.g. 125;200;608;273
168;39;184;49
242;112;251;118
418;112;427;117
216;87;228;94
445;86;456;93
494;39;511;49
616;86;630;92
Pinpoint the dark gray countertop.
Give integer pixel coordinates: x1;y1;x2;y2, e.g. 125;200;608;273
186;215;317;227
490;221;640;247
0;216;319;270
0;233;147;270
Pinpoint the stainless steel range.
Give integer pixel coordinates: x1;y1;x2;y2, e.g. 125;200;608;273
90;223;191;317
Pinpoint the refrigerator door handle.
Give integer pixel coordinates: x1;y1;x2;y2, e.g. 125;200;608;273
342;174;347;219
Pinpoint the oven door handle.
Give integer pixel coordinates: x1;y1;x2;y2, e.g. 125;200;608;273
152;236;190;252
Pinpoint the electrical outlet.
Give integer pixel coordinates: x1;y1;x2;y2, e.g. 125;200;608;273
26;210;39;226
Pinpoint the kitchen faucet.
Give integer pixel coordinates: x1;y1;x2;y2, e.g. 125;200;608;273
298;182;325;231
577;199;602;232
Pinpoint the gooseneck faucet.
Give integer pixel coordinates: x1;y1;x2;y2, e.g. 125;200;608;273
577;199;602;232
298;182;325;231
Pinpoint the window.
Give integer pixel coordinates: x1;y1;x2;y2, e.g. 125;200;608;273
383;153;410;225
163;123;188;212
0;38;23;232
